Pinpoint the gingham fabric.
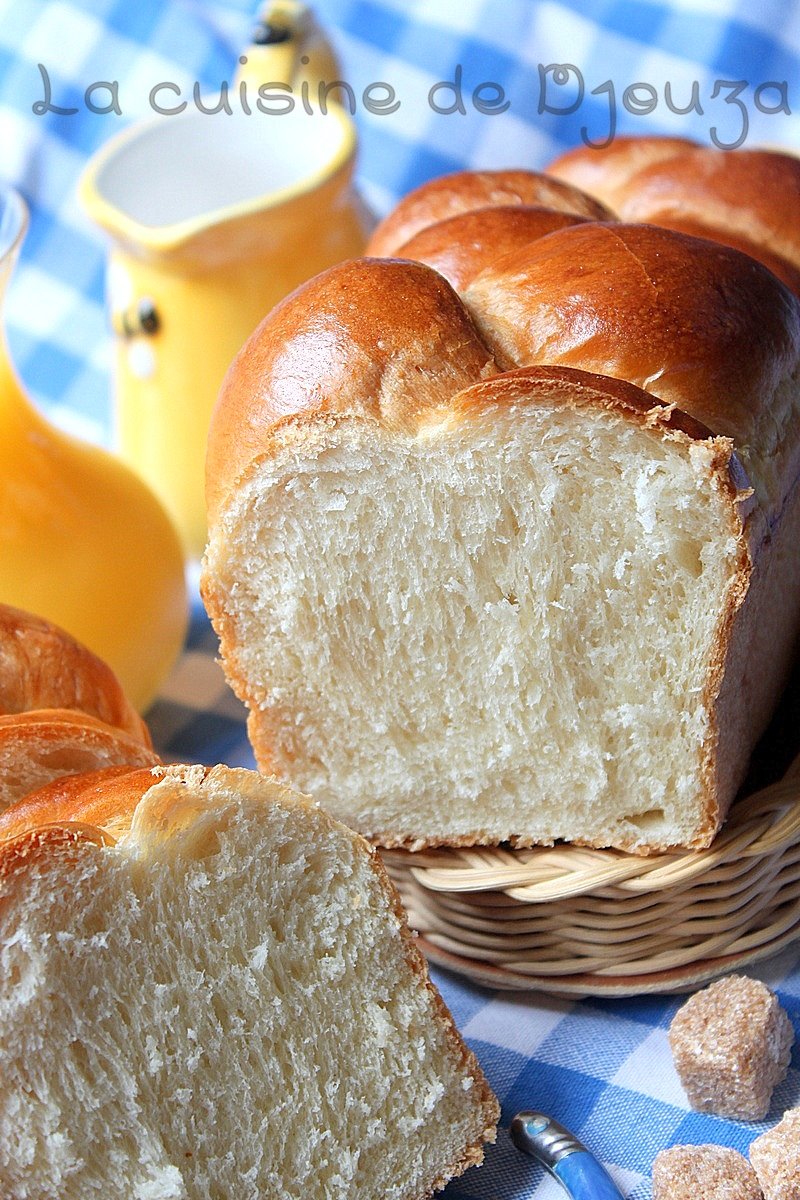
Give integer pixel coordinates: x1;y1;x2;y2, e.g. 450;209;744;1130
2;2;800;1196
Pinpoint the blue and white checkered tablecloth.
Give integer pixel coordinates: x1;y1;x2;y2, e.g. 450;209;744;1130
2;1;800;1196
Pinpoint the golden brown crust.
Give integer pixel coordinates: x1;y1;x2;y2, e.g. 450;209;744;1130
546;134;698;208
643;216;800;298
547;139;800;293
395;205;590;291
453;363;720;441
463;221;800;461
366;168;614;257
205;257;497;526
207;228;796;535
0;764;156;844
0;603;151;744
0;709;160;815
608;149;800;270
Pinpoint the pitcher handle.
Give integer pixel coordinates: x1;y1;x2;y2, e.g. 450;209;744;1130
236;1;341;93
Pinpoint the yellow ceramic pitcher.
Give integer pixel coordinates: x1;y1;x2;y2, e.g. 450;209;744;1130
80;1;372;556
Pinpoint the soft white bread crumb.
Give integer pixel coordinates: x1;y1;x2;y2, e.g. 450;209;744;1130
207;394;745;852
0;764;497;1199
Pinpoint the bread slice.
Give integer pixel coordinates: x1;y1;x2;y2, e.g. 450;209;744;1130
0;763;498;1200
203;226;800;855
0;603;151;744
0;708;158;814
0;604;158;814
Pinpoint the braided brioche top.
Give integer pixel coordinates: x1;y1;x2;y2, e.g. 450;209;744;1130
547;136;800;295
365;168;613;257
207;187;800;530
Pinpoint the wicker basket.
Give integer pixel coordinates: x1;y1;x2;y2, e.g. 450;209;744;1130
382;754;800;997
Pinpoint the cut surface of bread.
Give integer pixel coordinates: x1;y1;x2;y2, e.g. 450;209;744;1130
0;764;498;1200
207;371;746;851
0;708;159;815
203;235;800;854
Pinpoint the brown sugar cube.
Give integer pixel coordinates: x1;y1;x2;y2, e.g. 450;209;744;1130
668;975;794;1120
652;1144;762;1200
750;1106;800;1200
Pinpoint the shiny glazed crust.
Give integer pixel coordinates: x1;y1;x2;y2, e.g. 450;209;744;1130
365;168;614;256
0;708;160;815
0;603;152;744
394;205;590;291
0;763;157;843
547;137;800;292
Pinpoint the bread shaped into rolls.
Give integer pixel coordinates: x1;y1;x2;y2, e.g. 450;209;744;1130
0;708;158;813
0;763;498;1199
546;136;800;295
365;167;613;257
203;196;800;854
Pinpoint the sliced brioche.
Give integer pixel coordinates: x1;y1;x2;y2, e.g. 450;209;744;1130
0;603;151;743
0;763;153;842
0;604;158;813
203;225;800;853
0;763;498;1200
0;709;158;814
547;137;800;295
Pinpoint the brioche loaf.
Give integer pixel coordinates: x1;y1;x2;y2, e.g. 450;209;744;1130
0;763;498;1199
0;605;159;813
0;708;158;813
202;167;800;854
546;136;800;295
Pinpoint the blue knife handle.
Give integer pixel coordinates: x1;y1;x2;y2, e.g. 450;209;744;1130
553;1150;626;1200
510;1111;625;1200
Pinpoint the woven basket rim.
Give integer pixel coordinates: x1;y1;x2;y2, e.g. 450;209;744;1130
383;753;800;995
384;763;800;902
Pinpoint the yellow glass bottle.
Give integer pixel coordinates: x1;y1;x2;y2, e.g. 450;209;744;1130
0;186;187;711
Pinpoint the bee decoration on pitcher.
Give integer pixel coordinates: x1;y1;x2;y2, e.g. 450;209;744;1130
113;297;160;339
108;260;161;382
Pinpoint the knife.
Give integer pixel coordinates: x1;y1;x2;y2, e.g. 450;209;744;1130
510;1111;626;1200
